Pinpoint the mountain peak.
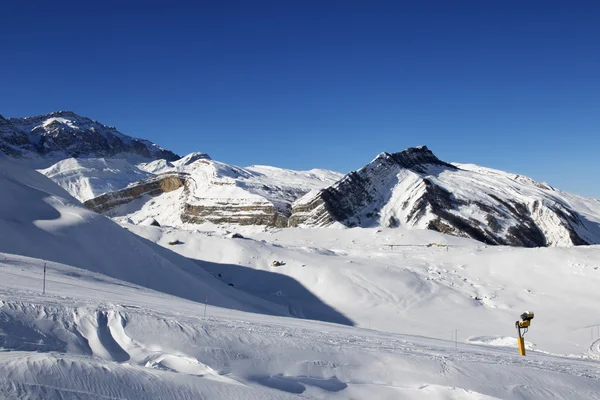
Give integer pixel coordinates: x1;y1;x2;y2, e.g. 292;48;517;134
1;112;181;165
175;152;212;166
290;145;600;247
47;110;80;119
372;146;454;173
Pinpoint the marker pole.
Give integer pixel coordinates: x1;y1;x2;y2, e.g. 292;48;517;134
204;296;208;318
43;263;46;295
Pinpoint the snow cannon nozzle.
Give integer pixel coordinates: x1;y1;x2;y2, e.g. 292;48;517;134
520;311;534;322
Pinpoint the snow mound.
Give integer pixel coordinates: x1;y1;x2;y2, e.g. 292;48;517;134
467;336;535;350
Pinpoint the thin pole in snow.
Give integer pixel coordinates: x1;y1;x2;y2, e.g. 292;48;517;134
455;329;458;350
43;263;46;295
204;296;208;318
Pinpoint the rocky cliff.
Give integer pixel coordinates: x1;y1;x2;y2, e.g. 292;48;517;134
84;174;187;214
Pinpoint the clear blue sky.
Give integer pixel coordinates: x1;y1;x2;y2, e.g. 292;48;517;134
1;1;599;197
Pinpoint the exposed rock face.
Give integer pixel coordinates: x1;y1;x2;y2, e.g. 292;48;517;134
181;203;289;227
0;111;179;163
84;174;186;213
290;147;455;227
82;158;343;227
290;146;600;247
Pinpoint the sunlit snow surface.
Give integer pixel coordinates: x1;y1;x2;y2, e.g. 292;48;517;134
3;153;600;399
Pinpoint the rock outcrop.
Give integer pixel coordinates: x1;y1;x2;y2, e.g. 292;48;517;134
84;174;187;213
83;158;343;227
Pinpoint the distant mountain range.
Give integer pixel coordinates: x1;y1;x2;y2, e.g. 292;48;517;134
0;111;179;165
3;111;599;247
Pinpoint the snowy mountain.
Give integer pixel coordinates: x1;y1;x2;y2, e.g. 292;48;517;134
291;146;600;247
4;144;600;399
0;111;179;166
7;112;598;248
84;156;344;227
39;157;155;202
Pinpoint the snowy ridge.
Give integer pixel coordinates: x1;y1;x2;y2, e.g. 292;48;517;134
85;156;344;228
0;111;180;167
292;146;600;247
39;157;154;202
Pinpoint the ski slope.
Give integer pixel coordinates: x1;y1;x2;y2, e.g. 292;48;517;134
2;253;600;400
127;223;600;356
3;152;600;399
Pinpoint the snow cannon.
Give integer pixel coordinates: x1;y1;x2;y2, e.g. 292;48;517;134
515;311;534;356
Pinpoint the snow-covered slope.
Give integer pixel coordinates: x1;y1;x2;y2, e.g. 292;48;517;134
3;227;600;399
85;156;344;228
0;111;179;167
4;151;600;399
2;256;599;400
39;157;154;202
292;146;600;247
0;153;283;316
128;223;600;356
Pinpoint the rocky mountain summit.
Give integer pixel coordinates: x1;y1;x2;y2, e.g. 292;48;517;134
0;111;179;164
291;146;600;247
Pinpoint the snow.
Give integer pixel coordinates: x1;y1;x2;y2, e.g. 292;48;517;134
138;158;175;174
41;117;80;130
296;153;600;246
3;152;600;399
105;155;343;224
2;111;179;168
39;157;154;202
0;155;282;316
126;224;600;356
2;246;600;399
